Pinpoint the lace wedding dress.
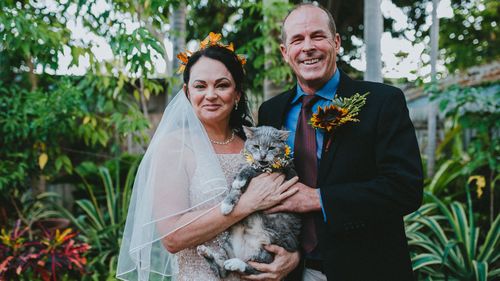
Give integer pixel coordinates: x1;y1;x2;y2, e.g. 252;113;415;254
176;153;245;281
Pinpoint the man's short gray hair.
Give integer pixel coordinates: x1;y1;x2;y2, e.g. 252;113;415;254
280;3;337;44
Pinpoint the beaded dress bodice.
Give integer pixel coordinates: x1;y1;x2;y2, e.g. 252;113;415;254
176;153;245;281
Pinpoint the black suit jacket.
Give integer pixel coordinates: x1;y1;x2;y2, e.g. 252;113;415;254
258;71;423;281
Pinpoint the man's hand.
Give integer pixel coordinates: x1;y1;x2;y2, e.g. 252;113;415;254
266;182;321;213
241;244;300;281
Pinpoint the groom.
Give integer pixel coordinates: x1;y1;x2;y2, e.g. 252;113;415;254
257;3;423;281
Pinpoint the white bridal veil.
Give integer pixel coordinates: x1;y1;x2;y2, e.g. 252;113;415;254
117;90;229;281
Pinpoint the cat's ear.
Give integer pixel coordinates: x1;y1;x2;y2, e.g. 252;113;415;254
243;126;255;138
278;130;290;141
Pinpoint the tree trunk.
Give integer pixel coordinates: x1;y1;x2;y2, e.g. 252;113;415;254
169;1;186;105
27;56;38;92
139;77;149;127
426;0;440;177
31;175;46;196
363;0;382;82
27;55;46;194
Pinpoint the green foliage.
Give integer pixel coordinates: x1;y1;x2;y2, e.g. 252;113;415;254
0;78;149;192
236;0;293;91
426;84;499;201
110;27;165;76
56;156;140;280
0;0;153;193
1;0;76;70
0;81;84;190
406;190;499;280
440;0;500;71
184;0;290;94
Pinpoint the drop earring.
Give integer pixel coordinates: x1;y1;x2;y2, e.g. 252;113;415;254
234;101;239;110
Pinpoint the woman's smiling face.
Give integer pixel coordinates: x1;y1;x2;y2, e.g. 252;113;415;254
185;56;240;127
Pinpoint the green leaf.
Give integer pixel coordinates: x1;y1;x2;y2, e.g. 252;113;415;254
477;214;500;262
472;260;488;281
99;167;116;226
489;267;500;277
427;159;463;195
76;199;104;230
412;254;442;271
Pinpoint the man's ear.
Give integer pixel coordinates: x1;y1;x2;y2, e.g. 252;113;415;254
334;33;341;52
280;44;289;64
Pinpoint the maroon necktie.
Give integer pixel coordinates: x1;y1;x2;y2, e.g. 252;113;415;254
294;94;319;253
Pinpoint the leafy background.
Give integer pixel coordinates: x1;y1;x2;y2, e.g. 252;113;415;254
0;0;498;280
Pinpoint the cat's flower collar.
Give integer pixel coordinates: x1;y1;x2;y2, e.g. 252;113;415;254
244;145;292;173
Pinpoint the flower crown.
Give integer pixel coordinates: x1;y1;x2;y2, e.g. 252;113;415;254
176;32;247;74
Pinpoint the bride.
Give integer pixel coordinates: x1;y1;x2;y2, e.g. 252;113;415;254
116;33;299;281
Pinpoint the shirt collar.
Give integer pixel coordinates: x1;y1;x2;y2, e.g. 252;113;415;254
292;69;340;104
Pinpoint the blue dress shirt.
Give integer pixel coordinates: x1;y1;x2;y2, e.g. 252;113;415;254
284;69;340;222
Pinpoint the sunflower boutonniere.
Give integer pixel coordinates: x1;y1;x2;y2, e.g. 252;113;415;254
310;92;369;151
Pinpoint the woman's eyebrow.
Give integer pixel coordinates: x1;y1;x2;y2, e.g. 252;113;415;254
215;77;231;83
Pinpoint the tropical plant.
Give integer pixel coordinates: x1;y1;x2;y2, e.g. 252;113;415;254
9;191;62;238
0;220;90;281
56;156;140;280
427;84;500;224
0;220;42;280
39;228;90;281
406;187;500;280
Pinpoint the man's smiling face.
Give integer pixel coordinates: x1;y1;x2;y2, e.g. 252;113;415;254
280;6;341;93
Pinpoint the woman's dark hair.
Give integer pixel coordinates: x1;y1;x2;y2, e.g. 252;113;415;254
183;45;253;139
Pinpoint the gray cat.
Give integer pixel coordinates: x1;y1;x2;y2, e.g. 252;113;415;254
197;126;301;278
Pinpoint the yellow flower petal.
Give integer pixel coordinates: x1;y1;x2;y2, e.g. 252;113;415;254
285;145;291;156
177;64;186;74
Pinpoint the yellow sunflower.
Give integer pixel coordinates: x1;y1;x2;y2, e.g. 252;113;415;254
310;105;353;132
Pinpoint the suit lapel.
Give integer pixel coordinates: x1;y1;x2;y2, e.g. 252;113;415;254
267;86;296;128
318;71;355;183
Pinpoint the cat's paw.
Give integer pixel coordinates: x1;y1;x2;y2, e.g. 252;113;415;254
232;178;246;189
224;258;247;273
220;202;234;215
196;245;211;258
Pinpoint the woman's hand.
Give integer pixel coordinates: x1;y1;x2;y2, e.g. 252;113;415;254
242;244;300;281
238;174;299;214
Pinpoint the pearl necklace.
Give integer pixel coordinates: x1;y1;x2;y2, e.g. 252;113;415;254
209;130;235;145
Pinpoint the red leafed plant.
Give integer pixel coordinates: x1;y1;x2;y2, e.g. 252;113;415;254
39;227;90;281
0;220;90;281
0;220;45;280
